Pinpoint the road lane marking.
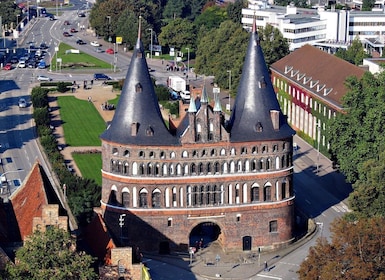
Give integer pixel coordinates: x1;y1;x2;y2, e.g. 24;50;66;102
256;274;282;279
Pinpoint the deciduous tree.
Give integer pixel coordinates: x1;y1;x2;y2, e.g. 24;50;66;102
6;227;97;280
298;217;385;280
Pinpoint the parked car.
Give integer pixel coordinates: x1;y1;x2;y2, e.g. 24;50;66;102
10;56;18;64
76;39;86;45
3;63;12;70
94;47;103;53
90;41;100;47
49;15;55;20
70;28;77;33
63;32;70;37
37;75;52;81
18;98;27;108
106;48;114;54
40;42;48;49
64;20;70;25
94;73;111;81
78;12;85;17
18;61;26;68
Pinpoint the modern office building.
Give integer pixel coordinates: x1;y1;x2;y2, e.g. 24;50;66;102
100;22;296;253
242;0;385;54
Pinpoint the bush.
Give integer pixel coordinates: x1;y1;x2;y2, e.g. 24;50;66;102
155;85;169;101
31;87;49;108
57;82;69;93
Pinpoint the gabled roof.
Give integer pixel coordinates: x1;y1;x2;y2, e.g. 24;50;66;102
270;44;366;108
100;22;177;146
9;161;47;240
228;22;295;142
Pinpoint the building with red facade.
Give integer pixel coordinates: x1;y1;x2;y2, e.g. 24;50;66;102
100;23;296;253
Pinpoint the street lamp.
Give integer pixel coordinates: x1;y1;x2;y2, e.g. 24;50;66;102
148;28;153;60
186;47;190;74
227;70;232;111
316;120;321;174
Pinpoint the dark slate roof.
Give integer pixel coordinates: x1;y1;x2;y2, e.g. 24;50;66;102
228;24;295;142
100;33;177;146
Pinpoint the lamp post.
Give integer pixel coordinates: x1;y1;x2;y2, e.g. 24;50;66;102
148;28;153;60
56;0;58;16
227;70;232;111
15;15;20;48
119;214;126;245
186;47;190;74
106;16;111;47
316;120;321;174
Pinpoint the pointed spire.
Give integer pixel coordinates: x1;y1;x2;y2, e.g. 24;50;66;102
100;14;176;146
138;15;142;40
227;16;295;142
188;95;197;113
201;78;208;103
213;92;222;112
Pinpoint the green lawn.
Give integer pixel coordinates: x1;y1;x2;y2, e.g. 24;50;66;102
57;96;106;146
72;152;102;186
51;42;111;70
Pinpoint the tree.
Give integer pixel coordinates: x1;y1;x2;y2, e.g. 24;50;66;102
194;5;228;31
348;151;385;218
195;22;289;93
158;18;196;49
335;37;369;66
0;0;21;28
362;0;375;11
6;227;97;279
259;24;290;69
298;217;385;280
227;0;247;24
327;71;385;183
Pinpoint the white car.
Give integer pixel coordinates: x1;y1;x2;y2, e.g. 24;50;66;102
18;98;27;108
90;41;100;47
18;61;26;68
180;90;191;100
37;75;52;81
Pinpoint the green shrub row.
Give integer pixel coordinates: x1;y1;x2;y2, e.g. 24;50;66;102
31;86;101;226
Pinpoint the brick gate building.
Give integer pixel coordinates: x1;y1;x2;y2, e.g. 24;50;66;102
100;22;296;253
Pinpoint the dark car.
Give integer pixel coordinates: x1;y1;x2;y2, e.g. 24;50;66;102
63;32;70;37
10;56;18;64
40;42;48;49
76;39;86;45
94;73;111;81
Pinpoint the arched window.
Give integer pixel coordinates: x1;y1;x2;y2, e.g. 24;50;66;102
172;187;177;207
231;148;236;155
149;151;155;158
213;185;219;205
198;163;204;174
170;152;176;158
214;162;220;174
241;147;247;155
176;164;182;175
281;155;286;168
152;189;161;208
211;149;216;156
123;150;130;157
237;160;242;172
275;157;280;169
251;160;257;171
182;150;188;158
264;185;271;201
191;163;196;174
139;151;145;158
273;144;278;152
112;148;118;155
259;159;264;170
160;151;166;159
281;181;287;199
262;146;267;153
251;184;260;202
230;161;235;173
266;158;271;170
222;162;228;173
139;189;148;208
122;189;130;207
252;146;258;154
147;163;153;175
207;163;212;174
220;148;226;156
139;164;145;175
184;164;189;175
193;186;198;206
132;162;138;175
206;185;211;205
199;186;204;205
123;162;129;174
187;186;192;206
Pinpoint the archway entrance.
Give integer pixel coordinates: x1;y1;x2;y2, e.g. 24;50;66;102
189;222;221;249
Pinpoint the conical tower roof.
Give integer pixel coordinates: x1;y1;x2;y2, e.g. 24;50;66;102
100;20;176;146
228;22;295;142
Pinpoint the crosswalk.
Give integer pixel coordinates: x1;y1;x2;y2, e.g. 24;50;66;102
332;203;351;213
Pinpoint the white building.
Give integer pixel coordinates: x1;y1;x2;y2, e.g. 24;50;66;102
242;0;385;54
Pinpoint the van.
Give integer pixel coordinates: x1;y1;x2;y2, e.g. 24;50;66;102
180;90;191;101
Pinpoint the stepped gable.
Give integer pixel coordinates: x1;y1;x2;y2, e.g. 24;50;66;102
228;21;295;142
100;21;177;146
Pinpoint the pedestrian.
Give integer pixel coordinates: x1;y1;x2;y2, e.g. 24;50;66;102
264;261;268;271
88;96;92;102
90;80;93;86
